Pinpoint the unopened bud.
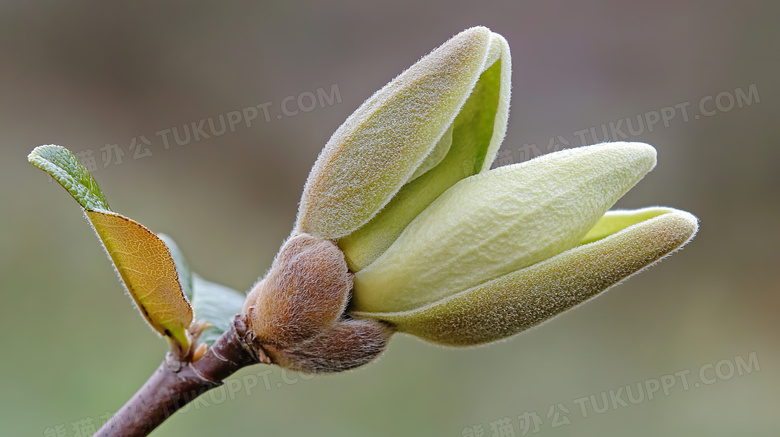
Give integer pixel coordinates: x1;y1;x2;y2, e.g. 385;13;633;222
241;233;390;372
269;318;392;373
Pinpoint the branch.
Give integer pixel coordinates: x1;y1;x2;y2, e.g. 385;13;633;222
94;316;267;437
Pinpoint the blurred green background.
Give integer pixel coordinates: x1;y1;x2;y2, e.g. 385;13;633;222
2;1;778;436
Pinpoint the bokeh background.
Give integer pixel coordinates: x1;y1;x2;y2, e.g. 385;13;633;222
2;1;778;436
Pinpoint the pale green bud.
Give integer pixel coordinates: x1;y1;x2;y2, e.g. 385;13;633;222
351;142;658;313
353;207;698;346
293;27;698;351
296;26;512;274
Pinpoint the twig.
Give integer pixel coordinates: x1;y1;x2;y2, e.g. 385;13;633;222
94;316;266;437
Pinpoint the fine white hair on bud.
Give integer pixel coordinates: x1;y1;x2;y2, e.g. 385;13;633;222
240;26;698;366
354;208;698;346
296;26;498;240
268;319;392;373
352;142;657;313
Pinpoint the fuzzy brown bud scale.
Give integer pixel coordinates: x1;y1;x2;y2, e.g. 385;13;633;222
241;233;391;373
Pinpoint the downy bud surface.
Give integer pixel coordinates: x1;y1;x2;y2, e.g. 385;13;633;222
247;26;698;363
242;234;390;372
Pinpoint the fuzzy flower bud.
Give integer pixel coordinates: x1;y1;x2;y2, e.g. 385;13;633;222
296;26;511;271
248;26;698;364
241;234;390;373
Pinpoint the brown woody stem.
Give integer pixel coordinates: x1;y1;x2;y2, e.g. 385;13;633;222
94;316;267;437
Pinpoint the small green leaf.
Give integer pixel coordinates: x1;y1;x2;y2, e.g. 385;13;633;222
29;144;194;351
28;145;110;211
191;274;246;345
353;209;698;346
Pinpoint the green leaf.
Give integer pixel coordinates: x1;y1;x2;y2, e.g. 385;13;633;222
351;142;657;313
30;144;246;348
353;208;698;346
29;144;194;351
28;145;110;211
191;274;246;345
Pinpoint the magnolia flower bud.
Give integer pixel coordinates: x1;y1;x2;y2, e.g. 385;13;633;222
249;26;698;363
354;207;698;346
241;234;390;372
352;142;657;313
297;26;511;272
